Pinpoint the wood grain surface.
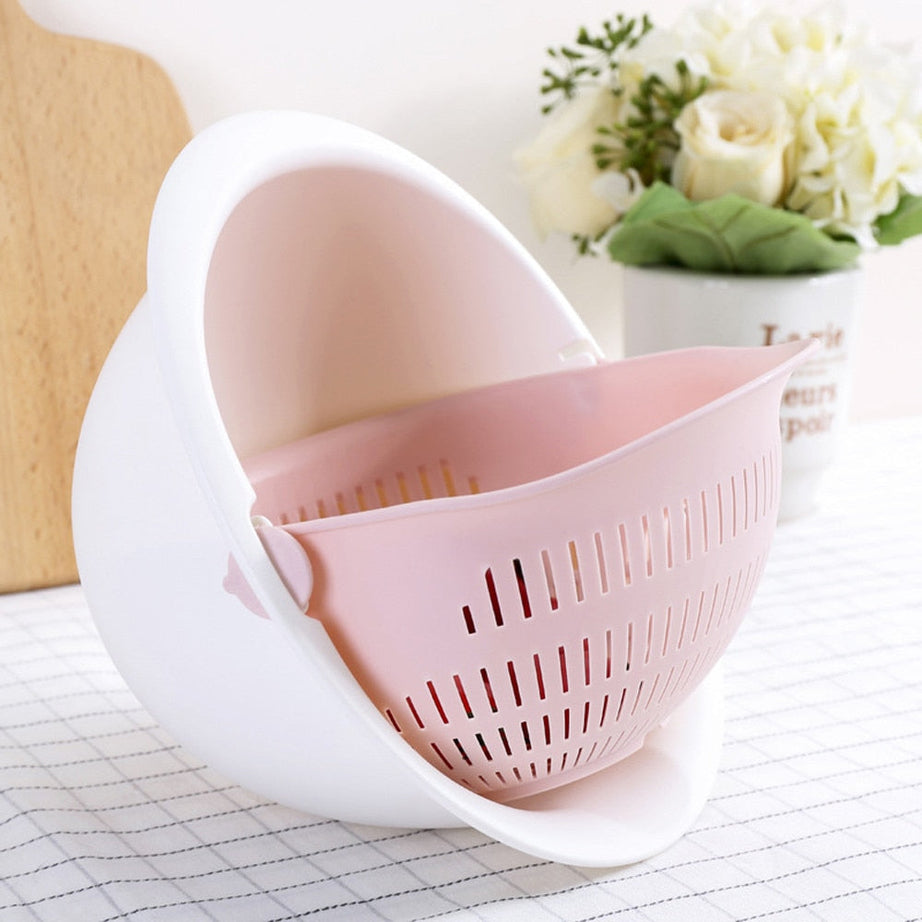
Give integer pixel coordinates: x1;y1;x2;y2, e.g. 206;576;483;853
0;0;190;591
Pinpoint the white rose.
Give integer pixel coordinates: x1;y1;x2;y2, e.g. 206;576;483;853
672;90;794;206
781;38;922;244
515;86;622;238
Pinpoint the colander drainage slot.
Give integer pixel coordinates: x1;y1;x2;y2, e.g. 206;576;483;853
405;696;425;729
662;507;674;570
427;681;449;724
532;653;546;701
682;499;692;562
612;688;626;722
568;541;584;602
430;743;453;770
594;532;609;594
520;721;532;751
507;661;522;707
480;668;498;713
453;674;474;719
475;733;492;761
484;569;503;626
731;474;739;538
644;612;655;665
618;524;632;586
497;727;512;756
513;558;532;618
700;491;710;552
454;738;472;765
534;550;555;611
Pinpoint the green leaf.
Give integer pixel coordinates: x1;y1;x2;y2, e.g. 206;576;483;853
875;193;922;245
617;181;691;224
607;183;861;274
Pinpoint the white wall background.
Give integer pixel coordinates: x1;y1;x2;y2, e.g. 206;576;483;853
21;0;922;419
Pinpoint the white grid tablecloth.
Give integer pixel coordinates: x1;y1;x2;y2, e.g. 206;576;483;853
2;416;921;921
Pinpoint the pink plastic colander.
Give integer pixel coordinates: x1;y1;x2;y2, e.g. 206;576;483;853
241;338;815;802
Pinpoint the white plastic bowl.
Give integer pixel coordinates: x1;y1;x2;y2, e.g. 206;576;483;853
73;111;808;866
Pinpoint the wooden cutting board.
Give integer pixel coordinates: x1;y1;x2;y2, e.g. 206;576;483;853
0;0;191;592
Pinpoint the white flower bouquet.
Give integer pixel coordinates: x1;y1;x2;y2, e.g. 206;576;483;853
516;1;922;274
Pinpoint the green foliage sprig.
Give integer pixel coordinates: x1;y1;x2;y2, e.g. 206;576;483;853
540;14;653;113
595;61;709;186
542;18;708;192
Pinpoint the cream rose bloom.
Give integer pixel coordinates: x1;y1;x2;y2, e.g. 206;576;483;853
515;86;622;238
671;89;794;205
780;41;922;244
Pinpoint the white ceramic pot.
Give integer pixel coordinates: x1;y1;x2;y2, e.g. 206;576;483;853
622;266;863;520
